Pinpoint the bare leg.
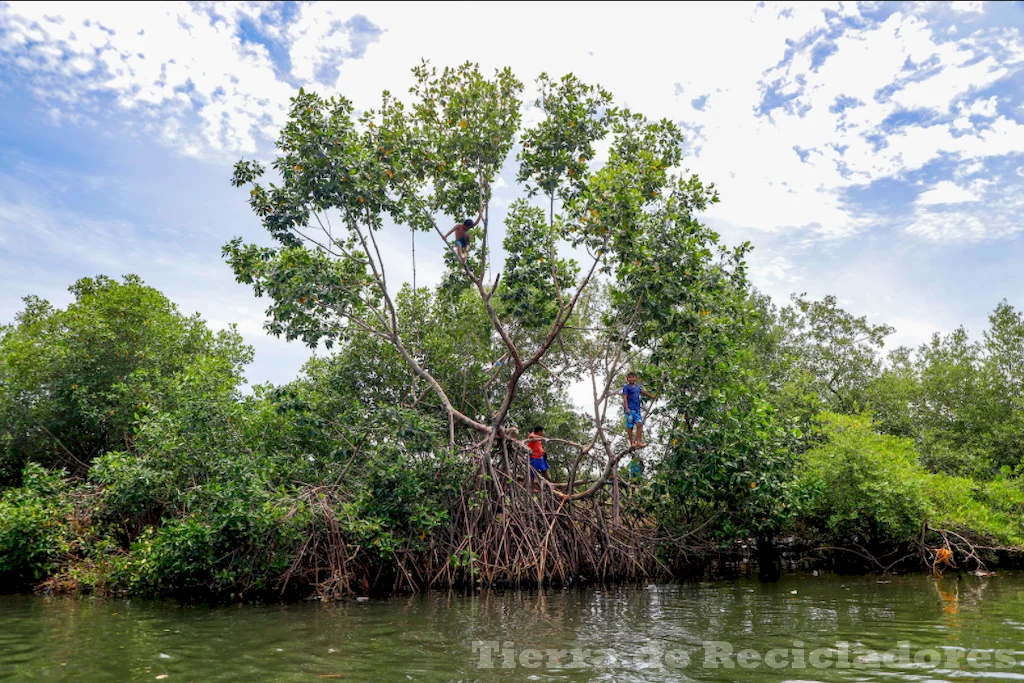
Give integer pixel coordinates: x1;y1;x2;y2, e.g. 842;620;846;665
627;426;635;447
636;423;646;448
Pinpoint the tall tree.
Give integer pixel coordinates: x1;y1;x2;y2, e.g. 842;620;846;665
225;64;746;495
225;63;801;586
779;294;894;413
0;275;250;484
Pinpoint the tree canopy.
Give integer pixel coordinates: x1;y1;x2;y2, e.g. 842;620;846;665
0;275;250;485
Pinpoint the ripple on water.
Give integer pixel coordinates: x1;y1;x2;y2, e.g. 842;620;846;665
1;573;1023;682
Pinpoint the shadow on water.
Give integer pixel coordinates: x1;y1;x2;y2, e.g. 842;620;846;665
2;572;1024;682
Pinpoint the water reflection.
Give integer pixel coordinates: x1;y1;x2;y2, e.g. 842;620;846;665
1;573;1023;682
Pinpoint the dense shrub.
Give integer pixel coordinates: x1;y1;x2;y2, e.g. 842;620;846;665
801;413;931;545
0;464;73;586
800;413;1024;549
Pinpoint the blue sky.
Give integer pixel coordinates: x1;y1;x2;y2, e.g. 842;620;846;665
2;1;1023;388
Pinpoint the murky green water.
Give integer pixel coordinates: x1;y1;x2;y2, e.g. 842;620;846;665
2;573;1024;681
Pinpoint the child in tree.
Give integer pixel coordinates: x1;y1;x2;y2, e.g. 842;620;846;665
622;372;655;448
628;455;644;482
526;425;549;486
444;212;483;261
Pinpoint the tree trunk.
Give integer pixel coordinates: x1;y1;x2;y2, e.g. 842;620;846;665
612;474;621;527
756;532;781;582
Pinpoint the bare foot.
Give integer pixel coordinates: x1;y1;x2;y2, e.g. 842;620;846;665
636;442;649;449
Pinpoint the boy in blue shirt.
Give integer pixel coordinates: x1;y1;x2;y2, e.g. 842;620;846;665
622;372;655;448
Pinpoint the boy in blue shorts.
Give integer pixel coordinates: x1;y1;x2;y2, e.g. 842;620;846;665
444;212;483;261
622;372;655;448
526;426;549;487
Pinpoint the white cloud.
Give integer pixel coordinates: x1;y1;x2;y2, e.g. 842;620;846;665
285;4;376;84
0;179;319;387
888;316;941;349
0;0;1021;394
3;2;1022;245
951;1;986;13
906;212;988;241
962;95;999;117
907;173;1024;241
915;180;980;205
748;254;802;292
0;3;374;159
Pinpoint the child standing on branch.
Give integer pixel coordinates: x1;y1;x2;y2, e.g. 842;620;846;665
444;211;483;261
622;372;655;448
526;425;549;489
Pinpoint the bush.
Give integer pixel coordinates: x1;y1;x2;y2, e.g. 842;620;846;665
0;275;251;484
926;474;1023;546
111;490;308;599
801;413;1024;551
0;464;73;585
801;413;931;545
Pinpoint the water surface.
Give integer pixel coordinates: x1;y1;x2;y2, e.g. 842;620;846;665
2;573;1023;681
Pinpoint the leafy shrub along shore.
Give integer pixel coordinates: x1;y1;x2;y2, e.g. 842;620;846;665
1;278;1022;599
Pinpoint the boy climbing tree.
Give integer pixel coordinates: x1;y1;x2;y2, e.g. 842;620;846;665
526;425;549;489
444;211;483;261
622;372;656;448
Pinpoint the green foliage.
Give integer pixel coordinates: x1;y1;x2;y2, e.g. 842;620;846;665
112;490;307;598
0;464;73;584
862;346;919;438
802;413;931;544
651;389;808;541
222;240;373;349
603;192;808;541
517;73;613;201
82;304;478;598
226;62;524;349
740;292;823;429
865;300;1024;479
2;61;1022;599
779;294;894;414
800;413;1024;548
926;474;1024;546
499;201;579;328
0;275;250;483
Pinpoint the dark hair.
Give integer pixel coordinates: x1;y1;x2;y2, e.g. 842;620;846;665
463;218;474;228
532;425;544;434
627;372;637;378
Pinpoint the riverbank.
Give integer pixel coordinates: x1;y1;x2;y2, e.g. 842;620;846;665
3;437;1023;603
4;269;1024;607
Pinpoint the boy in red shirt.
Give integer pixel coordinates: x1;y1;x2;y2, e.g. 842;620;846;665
526;426;549;485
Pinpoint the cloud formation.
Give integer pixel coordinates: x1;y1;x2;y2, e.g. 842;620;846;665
2;0;1023;383
3;2;1022;239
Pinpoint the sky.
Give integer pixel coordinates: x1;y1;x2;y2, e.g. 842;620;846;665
1;1;1023;389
